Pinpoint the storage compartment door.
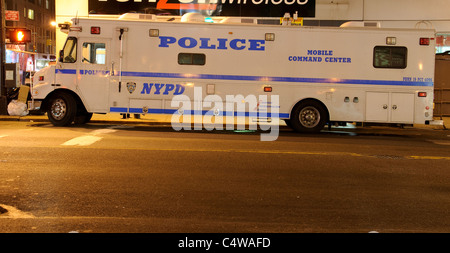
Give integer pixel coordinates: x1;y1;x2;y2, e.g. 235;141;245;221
365;92;389;122
390;93;414;123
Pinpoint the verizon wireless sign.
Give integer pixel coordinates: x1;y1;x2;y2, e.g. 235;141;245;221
89;0;316;17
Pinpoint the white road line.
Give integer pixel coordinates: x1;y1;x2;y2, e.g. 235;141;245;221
62;136;103;146
91;128;117;135
61;128;117;146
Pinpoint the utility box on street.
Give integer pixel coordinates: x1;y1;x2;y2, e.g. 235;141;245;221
5;63;20;88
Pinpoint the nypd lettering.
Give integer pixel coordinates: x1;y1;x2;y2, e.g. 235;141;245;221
159;36;266;51
141;83;185;95
289;50;351;63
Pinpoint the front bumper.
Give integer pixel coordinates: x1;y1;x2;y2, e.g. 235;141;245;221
27;100;43;111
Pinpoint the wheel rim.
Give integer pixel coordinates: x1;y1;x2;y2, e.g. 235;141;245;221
299;106;320;128
50;98;67;120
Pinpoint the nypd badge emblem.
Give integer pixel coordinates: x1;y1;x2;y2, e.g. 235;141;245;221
127;82;136;94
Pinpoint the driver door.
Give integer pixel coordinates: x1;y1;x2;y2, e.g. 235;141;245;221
77;38;111;113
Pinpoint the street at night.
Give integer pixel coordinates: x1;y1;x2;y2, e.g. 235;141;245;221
1;120;450;234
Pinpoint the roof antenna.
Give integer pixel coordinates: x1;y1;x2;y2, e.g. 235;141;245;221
74;11;79;25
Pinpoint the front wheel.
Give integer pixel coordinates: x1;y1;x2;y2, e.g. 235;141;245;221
74;112;93;125
290;100;328;133
47;92;77;126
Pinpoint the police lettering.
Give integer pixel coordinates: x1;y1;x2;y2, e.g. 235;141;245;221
159;36;265;51
80;70;109;75
141;83;185;95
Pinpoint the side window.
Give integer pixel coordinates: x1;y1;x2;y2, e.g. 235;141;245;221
373;46;407;69
82;42;106;64
61;37;77;63
178;53;206;65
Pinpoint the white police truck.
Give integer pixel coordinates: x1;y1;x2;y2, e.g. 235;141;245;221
29;13;437;132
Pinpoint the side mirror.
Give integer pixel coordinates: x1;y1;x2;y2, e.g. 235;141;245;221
59;50;64;62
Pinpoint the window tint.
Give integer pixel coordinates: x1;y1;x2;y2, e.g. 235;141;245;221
178;53;205;65
82;42;106;64
373;46;407;69
61;37;77;63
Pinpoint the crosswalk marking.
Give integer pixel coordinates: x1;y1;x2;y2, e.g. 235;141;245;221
62;128;117;146
62;136;102;146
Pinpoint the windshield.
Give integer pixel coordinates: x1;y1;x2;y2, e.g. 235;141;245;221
61;37;77;63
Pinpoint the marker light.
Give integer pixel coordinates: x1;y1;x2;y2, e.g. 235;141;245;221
386;37;396;45
419;38;430;45
264;86;272;92
91;26;101;34
149;29;159;37
265;33;275;41
418;92;427;97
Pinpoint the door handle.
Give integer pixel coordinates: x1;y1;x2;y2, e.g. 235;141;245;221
392;105;398;110
383;104;388;109
110;62;115;76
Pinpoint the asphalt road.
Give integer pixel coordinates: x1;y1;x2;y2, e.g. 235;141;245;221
1;120;450;246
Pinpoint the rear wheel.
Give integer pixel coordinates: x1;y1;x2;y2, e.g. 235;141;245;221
290;100;328;133
47;92;77;126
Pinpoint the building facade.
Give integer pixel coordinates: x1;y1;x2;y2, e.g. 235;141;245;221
5;0;56;55
4;0;56;74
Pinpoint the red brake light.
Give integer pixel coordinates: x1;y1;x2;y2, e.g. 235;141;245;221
39;76;44;81
418;92;427;97
420;38;430;45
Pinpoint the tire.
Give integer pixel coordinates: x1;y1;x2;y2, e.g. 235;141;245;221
47;92;77;126
74;112;93;125
290;100;328;133
283;119;292;128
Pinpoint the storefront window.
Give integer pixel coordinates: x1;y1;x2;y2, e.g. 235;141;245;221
436;34;450;54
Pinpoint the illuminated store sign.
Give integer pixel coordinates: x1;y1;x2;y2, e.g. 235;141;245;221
88;0;316;17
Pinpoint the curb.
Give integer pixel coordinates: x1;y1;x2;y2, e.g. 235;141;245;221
1;115;448;132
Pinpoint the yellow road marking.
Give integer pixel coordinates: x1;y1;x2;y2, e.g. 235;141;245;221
408;156;450;160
